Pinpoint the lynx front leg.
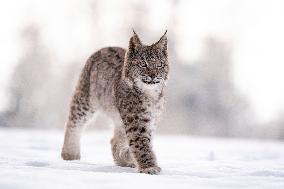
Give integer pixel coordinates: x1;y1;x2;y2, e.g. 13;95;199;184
121;113;160;175
61;92;94;160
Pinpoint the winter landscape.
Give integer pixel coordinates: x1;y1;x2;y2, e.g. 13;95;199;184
1;0;284;188
1;128;283;189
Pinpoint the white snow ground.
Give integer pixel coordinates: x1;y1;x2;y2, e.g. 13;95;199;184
0;128;284;189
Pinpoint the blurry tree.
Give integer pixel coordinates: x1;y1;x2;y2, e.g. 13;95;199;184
0;26;51;127
256;113;284;139
194;38;252;137
277;118;284;139
274;115;284;139
0;25;77;128
160;37;252;137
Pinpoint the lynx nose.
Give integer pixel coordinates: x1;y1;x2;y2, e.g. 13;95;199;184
142;75;152;82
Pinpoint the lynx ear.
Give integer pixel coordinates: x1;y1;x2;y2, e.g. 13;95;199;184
129;30;142;52
155;30;167;51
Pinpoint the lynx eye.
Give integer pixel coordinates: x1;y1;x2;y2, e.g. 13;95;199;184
139;61;147;68
156;62;164;68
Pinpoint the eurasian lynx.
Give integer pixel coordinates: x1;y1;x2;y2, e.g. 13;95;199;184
61;31;169;175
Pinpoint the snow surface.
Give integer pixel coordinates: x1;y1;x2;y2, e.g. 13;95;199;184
0;128;284;189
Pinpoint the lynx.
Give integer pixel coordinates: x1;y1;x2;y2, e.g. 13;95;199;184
61;31;169;175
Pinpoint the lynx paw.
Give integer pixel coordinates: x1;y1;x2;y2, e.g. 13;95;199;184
139;166;161;175
61;150;81;160
128;163;136;168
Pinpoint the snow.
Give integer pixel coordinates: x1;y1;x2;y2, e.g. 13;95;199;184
0;128;284;189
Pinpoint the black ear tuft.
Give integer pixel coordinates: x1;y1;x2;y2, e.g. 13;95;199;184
132;29;137;36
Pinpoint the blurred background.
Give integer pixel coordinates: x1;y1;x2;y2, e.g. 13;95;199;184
0;0;283;139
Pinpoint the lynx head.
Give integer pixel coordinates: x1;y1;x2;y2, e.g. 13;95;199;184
124;30;169;89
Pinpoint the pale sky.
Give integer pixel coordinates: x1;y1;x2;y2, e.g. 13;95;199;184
0;0;284;123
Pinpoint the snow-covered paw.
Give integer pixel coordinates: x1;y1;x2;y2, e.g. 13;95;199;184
61;150;80;160
139;166;161;175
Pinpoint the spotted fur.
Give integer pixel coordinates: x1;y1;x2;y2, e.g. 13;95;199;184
61;31;169;175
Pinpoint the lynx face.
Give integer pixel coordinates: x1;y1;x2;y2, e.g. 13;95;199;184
125;31;169;88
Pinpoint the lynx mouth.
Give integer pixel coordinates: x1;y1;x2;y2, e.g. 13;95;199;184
142;80;160;85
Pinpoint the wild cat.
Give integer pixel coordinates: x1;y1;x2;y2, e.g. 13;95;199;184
61;31;169;175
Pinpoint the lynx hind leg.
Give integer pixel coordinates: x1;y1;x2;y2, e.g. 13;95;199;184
111;127;135;168
61;92;94;160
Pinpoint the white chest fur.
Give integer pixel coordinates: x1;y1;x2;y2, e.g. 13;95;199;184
135;79;162;99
